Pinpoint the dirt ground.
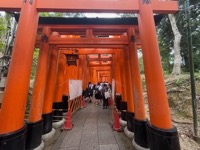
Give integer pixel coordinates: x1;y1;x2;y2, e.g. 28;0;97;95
144;74;200;150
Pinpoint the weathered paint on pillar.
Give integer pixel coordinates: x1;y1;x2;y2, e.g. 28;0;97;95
114;50;122;94
63;64;69;96
138;2;172;129
43;46;59;114
119;49;127;102
129;43;146;120
0;0;39;133
28;27;51;122
123;47;134;112
54;52;66;103
81;55;87;89
78;55;83;80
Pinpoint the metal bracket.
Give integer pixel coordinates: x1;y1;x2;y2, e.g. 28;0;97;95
142;0;151;4
130;36;135;43
29;0;33;5
23;0;33;5
41;35;48;43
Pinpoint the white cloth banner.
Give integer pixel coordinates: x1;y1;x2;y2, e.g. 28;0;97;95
69;80;82;100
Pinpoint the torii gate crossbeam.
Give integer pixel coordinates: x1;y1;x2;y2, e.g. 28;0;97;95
0;0;178;13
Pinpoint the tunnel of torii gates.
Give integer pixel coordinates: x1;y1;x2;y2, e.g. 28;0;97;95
0;0;180;150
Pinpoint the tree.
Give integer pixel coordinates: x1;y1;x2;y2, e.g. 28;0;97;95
0;14;6;53
168;14;182;75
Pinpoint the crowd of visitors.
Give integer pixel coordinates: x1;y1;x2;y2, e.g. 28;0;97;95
83;81;112;109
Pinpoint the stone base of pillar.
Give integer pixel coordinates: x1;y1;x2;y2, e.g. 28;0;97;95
42;128;56;142
0;125;26;150
42;112;53;135
121;110;127;121
115;94;122;110
33;140;44;150
62;95;68;113
124;126;134;139
53;118;65;129
146;121;181;150
120;101;127;111
53;102;64;122
119;118;127;128
126;112;134;132
133;118;149;149
132;139;150;150
25;119;43;150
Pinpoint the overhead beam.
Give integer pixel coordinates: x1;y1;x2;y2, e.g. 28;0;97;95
87;58;112;61
60;48;116;54
0;0;178;13
89;64;111;67
48;36;129;45
56;44;126;49
91;66;111;70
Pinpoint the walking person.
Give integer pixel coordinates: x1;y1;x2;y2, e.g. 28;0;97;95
104;88;110;109
95;82;102;106
86;82;93;103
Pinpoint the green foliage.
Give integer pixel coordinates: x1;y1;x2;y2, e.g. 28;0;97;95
175;77;185;86
0;14;6;53
157;1;200;74
195;71;200;80
30;48;39;79
39;12;85;18
39;12;64;17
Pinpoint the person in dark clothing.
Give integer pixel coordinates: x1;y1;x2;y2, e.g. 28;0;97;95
86;82;93;103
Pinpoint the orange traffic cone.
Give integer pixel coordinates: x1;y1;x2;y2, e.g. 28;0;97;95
63;108;73;130
113;109;121;131
82;97;86;108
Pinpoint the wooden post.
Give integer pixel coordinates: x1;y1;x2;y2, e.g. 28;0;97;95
128;41;149;148
26;27;51;149
0;0;39;149
42;45;59;134
138;0;180;149
53;51;66;122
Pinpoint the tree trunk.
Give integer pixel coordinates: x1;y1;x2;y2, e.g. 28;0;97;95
168;14;182;75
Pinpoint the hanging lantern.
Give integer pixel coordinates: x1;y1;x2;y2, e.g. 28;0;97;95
65;54;79;66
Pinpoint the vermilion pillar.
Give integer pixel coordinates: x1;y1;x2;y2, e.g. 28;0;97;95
138;0;180;149
53;51;66;122
119;49;127;103
114;51;122;94
122;47;135;134
128;42;149;148
63;65;69;96
82;55;87;89
129;43;146;120
123;47;134;113
54;52;66;103
118;49;128;127
0;0;39;149
119;47;134;129
26;27;51;149
78;55;83;80
114;50;123;111
42;45;59;135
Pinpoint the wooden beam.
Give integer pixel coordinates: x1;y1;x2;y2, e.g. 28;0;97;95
0;0;178;14
60;48;116;54
56;44;125;49
48;36;129;45
87;58;112;61
89;64;111;67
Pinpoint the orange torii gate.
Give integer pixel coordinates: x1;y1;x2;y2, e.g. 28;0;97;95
0;0;180;150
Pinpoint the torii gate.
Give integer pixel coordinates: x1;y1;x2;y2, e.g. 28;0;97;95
0;0;180;150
